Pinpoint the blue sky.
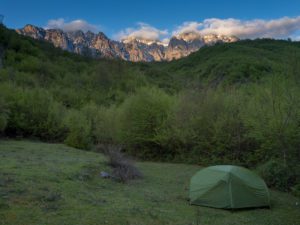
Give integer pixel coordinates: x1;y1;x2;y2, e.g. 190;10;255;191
1;0;300;40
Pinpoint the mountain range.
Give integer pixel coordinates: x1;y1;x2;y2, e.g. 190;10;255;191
16;24;239;62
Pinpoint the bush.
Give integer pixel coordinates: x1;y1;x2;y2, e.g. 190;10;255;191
80;102;100;143
162;88;252;164
82;103;118;144
118;87;175;159
96;144;123;165
63;110;92;149
242;76;300;165
291;184;300;198
44;102;67;141
4;88;61;138
1;86;67;140
103;145;143;183
0;97;9;133
258;160;298;191
112;165;143;183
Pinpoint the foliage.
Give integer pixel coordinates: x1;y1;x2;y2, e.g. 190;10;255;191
241;75;300;165
81;103;118;144
159;88;253;164
118;87;175;158
0;97;9;133
258;159;299;192
2;87;65;139
291;184;300;198
63;110;92;149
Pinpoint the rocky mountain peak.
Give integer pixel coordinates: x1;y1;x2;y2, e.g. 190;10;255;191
16;24;240;62
17;24;46;40
202;34;239;45
121;36;165;46
175;32;202;42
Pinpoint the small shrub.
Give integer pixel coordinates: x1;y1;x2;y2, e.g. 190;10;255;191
88;104;118;144
104;145;124;168
45;101;67;141
291;184;300;198
258;160;298;191
103;145;143;183
0;99;8;133
63;110;92;149
118;87;175;159
112;163;143;183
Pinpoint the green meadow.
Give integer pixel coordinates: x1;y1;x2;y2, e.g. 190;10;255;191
0;140;299;225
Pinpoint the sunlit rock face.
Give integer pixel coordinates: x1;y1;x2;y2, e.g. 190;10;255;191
45;29;74;51
16;25;239;62
121;37;166;62
16;24;46;40
164;32;238;60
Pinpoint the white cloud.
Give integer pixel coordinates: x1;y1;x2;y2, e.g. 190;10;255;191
172;21;202;36
45;18;99;32
45;16;300;41
115;22;168;41
161;38;170;45
173;16;300;39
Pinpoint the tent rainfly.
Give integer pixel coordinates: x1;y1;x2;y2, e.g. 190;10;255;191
189;165;270;209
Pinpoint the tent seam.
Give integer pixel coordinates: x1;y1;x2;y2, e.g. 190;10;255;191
229;173;234;208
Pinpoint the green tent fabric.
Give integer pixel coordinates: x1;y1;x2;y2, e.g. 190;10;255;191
189;165;270;209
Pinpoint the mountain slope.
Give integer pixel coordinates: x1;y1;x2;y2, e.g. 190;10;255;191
148;39;300;85
16;24;238;62
2;24;300;94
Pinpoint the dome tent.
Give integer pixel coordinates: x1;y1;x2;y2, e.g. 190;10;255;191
189;165;270;209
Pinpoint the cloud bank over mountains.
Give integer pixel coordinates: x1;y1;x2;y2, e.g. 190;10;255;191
45;18;99;33
173;17;300;39
115;22;168;42
45;16;300;41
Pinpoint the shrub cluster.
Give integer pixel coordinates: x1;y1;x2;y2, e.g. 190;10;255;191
258;160;300;192
102;145;143;183
0;97;9;134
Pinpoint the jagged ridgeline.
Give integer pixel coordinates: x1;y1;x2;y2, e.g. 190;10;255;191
16;24;238;61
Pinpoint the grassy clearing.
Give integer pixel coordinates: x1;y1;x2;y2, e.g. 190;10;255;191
0;140;299;225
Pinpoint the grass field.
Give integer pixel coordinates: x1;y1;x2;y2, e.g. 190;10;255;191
0;140;299;225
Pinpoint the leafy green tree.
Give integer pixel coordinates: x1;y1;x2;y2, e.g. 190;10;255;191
93;105;119;144
165;88;251;164
118;87;175;158
6;88;53;137
80;102;118;144
242;75;300;166
45;101;67;141
63;110;92;149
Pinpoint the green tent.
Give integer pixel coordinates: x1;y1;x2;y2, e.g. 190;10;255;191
189;165;270;209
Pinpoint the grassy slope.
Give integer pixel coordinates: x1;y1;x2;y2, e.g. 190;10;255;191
0;141;299;225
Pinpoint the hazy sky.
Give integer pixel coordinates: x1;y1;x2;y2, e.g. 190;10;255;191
1;0;300;40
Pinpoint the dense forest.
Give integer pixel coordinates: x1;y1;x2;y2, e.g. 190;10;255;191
0;24;299;195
